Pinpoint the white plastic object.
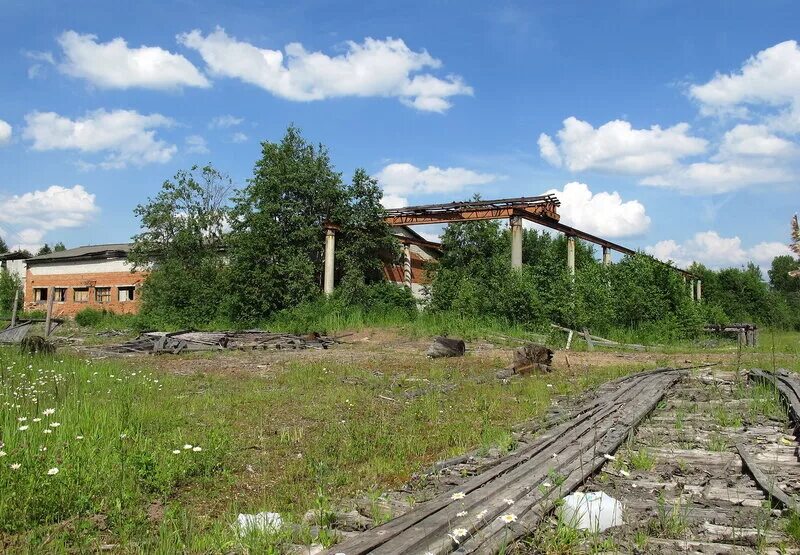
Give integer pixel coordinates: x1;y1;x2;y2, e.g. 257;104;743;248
557;491;622;531
236;511;283;536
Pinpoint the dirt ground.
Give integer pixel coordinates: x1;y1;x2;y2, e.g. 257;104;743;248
83;327;735;379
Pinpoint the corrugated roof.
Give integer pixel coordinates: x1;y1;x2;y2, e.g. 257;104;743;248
26;243;132;264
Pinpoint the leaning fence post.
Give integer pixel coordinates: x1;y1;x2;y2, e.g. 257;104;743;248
44;286;54;338
11;288;19;327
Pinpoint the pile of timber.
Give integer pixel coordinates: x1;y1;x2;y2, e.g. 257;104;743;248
322;367;684;555
704;323;758;347
101;330;337;355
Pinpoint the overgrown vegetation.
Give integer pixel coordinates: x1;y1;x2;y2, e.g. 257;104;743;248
126;125;800;339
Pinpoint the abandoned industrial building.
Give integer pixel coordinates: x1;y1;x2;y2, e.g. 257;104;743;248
10;195;701;319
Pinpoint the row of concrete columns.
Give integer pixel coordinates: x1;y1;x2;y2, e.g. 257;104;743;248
322;219;702;302
686;276;703;302
323;225;415;296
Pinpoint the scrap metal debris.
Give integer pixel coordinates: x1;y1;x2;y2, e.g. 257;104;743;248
100;330;337;355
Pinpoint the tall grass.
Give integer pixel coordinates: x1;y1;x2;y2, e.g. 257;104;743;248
0;349;228;540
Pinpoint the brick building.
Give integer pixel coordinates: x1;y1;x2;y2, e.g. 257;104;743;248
24;244;147;317
20;228;439;318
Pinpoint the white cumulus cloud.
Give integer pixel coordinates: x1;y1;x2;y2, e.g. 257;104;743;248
23;109;176;169
57;30;210;90
0;185;98;251
209;115;243;128
376;162;499;207
538;117;707;174
0;119;11;144
544;182;650;238
178;28;472;112
689;40;800;124
646;231;793;269
185;134;209;154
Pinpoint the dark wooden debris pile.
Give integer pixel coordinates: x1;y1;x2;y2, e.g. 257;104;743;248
100;330;337;355
0;318;64;344
322;367;684;555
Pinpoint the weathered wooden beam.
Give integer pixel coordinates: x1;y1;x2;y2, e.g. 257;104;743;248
736;442;797;511
10;288;19;327
44;286;54;338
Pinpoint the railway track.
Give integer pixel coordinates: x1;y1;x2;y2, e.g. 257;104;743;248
322;367;800;554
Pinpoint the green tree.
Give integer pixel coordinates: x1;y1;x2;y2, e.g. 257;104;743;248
0;236;8;254
36;244;52;256
130;165;231;327
53;242;66;252
769;255;800;294
225;125;397;323
0;268;22;315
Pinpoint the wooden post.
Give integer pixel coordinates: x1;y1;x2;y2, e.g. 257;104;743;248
510;216;523;269
10;288;19;327
402;242;412;288
44;286;54;338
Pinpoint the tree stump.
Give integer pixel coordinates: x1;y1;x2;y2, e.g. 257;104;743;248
426;337;466;358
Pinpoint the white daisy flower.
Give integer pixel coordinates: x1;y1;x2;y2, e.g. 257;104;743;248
47;467;59;475
183;444;193;450
18;425;29;431
43;429;52;434
449;527;469;542
76;436;84;440
476;509;488;519
456;510;468;517
32;418;41;422
603;453;616;461
498;513;517;524
43;408;55;416
172;449;181;454
192;446;202;452
49;422;61;428
451;492;466;500
17;417;27;422
0;451;5;457
503;498;515;505
10;463;21;470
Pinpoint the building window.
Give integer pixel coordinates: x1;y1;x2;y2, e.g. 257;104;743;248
118;286;135;302
74;288;89;303
34;287;48;303
95;287;111;303
54;288;67;302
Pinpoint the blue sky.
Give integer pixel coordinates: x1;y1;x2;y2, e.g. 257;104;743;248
1;0;798;269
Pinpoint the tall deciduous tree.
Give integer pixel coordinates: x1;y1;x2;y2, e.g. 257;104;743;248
791;215;800;278
225;125;396;323
36;244;52;256
130;165;231;327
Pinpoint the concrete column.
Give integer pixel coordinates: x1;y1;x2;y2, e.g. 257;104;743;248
695;279;702;302
690;279;696;301
567;235;576;276
602;246;611;266
510;216;523;269
403;242;412;288
323;225;337;296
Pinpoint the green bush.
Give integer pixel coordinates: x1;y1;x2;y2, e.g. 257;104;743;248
75;308;105;327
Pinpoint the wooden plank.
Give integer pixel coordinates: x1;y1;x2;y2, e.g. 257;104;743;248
736;442;798;511
582;328;594;351
10;288;19;327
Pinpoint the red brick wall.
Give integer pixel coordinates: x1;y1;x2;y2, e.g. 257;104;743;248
25;270;149;317
383;253;433;285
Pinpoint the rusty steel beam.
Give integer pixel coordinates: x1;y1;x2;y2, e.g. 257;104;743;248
384;195;561;226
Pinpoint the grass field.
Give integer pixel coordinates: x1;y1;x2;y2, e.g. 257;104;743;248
1;328;798;552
